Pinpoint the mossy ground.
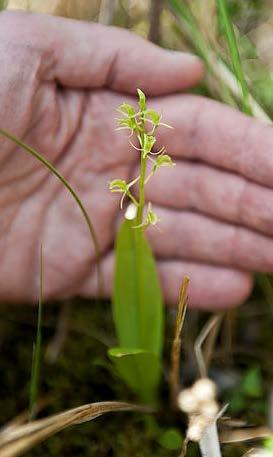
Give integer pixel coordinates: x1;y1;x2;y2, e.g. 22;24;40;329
0;291;272;456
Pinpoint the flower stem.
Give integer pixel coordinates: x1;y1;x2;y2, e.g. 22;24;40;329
136;127;147;227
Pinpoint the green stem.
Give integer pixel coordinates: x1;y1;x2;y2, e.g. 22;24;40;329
127;190;139;208
136;130;147;227
134;124;147;348
0;128;103;296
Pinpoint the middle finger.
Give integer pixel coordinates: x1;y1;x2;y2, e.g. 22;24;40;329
147;206;273;274
144;161;273;237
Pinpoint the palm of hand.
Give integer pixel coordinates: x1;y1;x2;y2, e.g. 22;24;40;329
0;79;135;301
2;10;266;309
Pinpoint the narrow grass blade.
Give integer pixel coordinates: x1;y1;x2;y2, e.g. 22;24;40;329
29;246;43;421
217;0;252;115
0;128;103;295
211;58;271;122
0;402;141;457
109;348;161;404
168;0;211;65
168;1;271;121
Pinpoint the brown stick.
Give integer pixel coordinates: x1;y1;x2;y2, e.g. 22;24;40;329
99;0;115;25
195;314;223;379
203;312;223;370
148;0;163;44
170;276;189;408
178;437;189;457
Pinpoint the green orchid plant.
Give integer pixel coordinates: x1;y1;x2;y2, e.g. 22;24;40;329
108;89;175;404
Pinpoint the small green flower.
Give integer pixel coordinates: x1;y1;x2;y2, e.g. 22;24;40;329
109;179;128;194
153;154;175;173
143;134;156;158
116;102;139;133
146;203;159;226
111;89;172;226
145;109;161;127
117;117;138;132
117;103;136;118
134;203;160;229
109;178;139;209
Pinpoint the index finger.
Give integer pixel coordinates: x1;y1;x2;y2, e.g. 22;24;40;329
154;94;273;188
0;11;203;94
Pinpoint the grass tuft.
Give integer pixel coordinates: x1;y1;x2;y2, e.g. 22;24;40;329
217;0;252;115
29;246;43;421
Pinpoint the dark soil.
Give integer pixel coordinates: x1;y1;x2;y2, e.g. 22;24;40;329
0;288;272;456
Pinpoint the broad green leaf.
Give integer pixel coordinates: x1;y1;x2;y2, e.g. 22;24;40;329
109;348;161;404
113;219;163;356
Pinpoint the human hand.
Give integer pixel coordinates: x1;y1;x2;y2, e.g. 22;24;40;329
0;11;268;310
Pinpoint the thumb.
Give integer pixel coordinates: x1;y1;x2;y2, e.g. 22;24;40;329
0;11;204;94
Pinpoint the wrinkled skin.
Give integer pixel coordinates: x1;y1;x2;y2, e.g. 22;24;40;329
2;11;273;309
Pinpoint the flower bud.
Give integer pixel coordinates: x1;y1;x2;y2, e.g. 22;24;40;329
200;400;219;419
187;417;207;442
192;378;217;402
178;389;199;414
125;203;137;220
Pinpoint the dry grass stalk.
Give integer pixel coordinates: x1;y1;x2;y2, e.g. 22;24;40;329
99;0;115;24
210;54;272;123
0;401;140;457
1;399;50;435
243;449;272;457
148;0;163;44
191;0;218;47
195;314;223;378
7;0;100;20
177;437;189;457
170;276;189;408
170;1;271;123
220;426;273;444
202;312;223;370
